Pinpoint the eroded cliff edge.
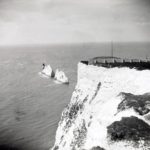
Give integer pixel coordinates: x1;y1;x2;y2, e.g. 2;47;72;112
51;57;150;150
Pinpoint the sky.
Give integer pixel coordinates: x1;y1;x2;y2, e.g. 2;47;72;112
0;0;150;46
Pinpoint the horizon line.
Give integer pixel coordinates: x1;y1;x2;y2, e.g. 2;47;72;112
0;41;150;48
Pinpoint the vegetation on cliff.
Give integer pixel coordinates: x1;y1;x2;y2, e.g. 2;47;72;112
117;92;150;115
107;116;150;142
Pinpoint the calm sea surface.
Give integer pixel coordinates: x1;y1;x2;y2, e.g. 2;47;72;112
0;42;150;150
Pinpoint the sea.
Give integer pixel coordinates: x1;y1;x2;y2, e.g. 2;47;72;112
0;42;150;150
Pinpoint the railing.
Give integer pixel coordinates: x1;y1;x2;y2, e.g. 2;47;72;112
81;57;150;70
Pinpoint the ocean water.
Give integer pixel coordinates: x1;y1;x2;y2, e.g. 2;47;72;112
0;42;150;150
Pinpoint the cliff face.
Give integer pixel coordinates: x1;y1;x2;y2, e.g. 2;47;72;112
52;61;150;150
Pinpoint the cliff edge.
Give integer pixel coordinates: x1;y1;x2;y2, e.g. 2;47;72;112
51;57;150;150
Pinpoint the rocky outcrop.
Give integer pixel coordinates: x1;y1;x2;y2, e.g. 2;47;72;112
51;57;150;150
41;65;55;77
54;69;69;84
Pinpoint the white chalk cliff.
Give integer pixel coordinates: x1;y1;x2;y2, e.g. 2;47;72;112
51;60;150;150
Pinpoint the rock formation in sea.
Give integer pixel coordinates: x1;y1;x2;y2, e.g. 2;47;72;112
51;57;150;150
54;69;69;84
41;65;55;77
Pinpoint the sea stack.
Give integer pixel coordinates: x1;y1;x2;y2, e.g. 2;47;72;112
54;69;69;84
41;65;55;78
51;57;150;150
